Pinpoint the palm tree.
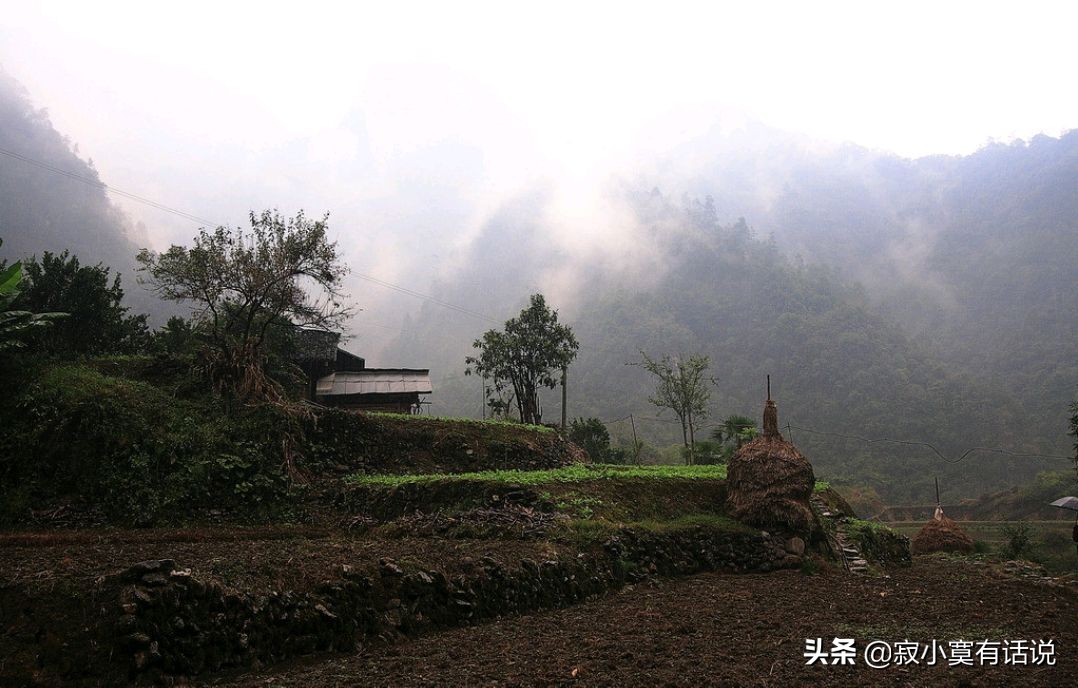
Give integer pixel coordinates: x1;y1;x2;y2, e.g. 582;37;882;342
712;414;758;449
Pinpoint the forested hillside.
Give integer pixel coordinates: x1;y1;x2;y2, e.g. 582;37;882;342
674;127;1078;448
0;69;156;316
395;189;1061;502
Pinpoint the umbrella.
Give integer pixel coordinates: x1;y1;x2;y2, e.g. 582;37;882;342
1049;496;1078;523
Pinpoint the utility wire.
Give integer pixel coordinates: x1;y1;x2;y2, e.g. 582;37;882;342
595;413;1072;467
783;421;1072;465
0;146;691;337
352;274;498;324
1;146;503;324
0;146;221;227
17;142;1065;457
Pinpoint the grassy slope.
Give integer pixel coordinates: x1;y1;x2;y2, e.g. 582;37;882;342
342;464;848;544
0;360;581;526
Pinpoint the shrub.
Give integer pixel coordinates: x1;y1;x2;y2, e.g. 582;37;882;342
0;365;294;525
1001;523;1034;560
692;439;726;465
568;417;613;462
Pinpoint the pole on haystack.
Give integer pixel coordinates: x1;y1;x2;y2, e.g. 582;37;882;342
763;374;779;438
933;476;944;521
724;373;816;533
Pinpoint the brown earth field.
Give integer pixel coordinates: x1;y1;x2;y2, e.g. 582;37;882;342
205;556;1078;688
0;528;566;592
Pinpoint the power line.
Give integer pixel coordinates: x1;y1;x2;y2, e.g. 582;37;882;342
784;422;1072;465
25;143;1043;461
0;146;676;336
0;146;221;227
353;273;498;324
1;146;503;324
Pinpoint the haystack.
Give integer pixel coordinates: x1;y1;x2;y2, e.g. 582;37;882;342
725;394;816;533
911;508;974;555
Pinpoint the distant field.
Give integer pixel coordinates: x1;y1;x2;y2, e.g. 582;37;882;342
890;520;1078;574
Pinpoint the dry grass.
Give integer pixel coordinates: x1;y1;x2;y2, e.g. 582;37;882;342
724;435;816;532
911;515;975;554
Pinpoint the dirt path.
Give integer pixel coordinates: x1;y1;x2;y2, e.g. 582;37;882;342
210;557;1077;687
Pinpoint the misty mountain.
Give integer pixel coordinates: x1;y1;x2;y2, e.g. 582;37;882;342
671;126;1078;444
0;69;159;316
394;188;1059;502
2;69;1073;503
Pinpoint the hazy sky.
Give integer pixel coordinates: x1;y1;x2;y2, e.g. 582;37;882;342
3;0;1077;356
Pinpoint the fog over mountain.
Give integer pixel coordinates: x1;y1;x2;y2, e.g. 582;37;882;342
0;71;140;286
3;3;1077;503
390;140;1078;501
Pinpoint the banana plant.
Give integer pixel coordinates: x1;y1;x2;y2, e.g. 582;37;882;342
0;239;67;352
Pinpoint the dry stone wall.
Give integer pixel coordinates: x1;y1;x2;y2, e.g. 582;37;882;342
114;528;799;683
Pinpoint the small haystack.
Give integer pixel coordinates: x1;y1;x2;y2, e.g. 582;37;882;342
911;507;974;555
725;387;816;533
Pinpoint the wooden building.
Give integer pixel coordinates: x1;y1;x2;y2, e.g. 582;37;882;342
315;368;433;413
294;328;432;414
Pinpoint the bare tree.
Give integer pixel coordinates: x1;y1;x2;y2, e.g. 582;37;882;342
636;352;712;464
137;210;352;405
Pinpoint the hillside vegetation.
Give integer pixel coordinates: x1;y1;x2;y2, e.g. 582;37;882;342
397;194;1052;502
1;68;1075;504
676;129;1078;442
0;359;582;527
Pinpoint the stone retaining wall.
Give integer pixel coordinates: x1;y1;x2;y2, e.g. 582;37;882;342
115;528;800;683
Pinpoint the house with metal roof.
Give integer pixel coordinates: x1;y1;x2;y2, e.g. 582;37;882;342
294;328;433;414
315;368;433;413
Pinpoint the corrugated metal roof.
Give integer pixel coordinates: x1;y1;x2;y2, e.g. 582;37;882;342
316;369;433;396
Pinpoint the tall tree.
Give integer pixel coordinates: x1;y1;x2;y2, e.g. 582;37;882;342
15;250;149;356
137;210;351;405
637;352;712;464
0;239;67;355
466;293;578;425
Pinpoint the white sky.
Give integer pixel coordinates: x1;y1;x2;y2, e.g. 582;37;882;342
2;0;1077;354
6;1;1075;159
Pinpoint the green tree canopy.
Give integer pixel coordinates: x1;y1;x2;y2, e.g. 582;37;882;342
569;417;612;462
466;293;578;425
137;210;351;404
10;249;130;356
0;239;67;355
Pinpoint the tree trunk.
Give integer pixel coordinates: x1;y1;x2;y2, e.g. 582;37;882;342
687;409;696;466
680;418;689;465
520;389;539;425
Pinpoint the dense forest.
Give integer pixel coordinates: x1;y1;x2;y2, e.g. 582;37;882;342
672;126;1078;445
